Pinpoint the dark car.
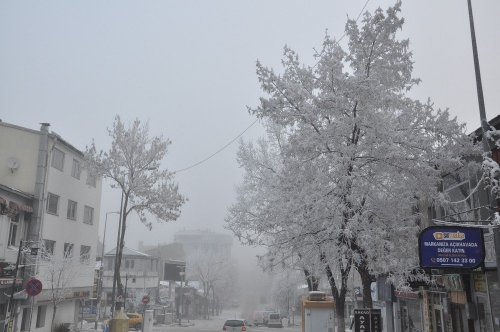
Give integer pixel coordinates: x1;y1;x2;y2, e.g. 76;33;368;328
223;318;251;332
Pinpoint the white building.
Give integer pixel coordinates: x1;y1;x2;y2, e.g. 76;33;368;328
102;247;159;312
0;121;102;331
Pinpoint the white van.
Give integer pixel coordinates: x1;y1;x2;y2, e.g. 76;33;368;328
267;313;283;328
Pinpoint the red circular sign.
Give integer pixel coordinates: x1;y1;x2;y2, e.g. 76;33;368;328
142;295;150;304
25;278;43;296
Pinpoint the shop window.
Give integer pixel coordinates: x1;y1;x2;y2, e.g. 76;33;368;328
36;305;46;328
20;307;30;331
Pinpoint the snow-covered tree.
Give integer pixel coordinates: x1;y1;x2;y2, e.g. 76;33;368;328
483;127;500;203
34;243;82;331
269;269;304;315
85;116;185;307
185;250;235;319
227;4;477;331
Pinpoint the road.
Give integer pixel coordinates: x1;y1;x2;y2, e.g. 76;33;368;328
78;309;302;332
151;310;301;332
154;322;301;332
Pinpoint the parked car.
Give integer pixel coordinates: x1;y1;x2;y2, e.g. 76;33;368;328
223;318;251;331
126;313;143;330
267;313;283;328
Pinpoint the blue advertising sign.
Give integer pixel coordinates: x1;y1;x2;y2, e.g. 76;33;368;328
419;226;485;270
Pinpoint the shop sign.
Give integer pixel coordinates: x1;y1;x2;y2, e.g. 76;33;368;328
419;226;485;270
354;309;382;332
394;291;419;300
473;273;487;292
0;278;23;286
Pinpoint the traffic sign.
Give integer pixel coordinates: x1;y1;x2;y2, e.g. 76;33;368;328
142;295;150;304
25;278;43;296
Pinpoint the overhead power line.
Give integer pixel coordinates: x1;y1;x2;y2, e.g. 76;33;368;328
173;119;259;173
173;1;370;174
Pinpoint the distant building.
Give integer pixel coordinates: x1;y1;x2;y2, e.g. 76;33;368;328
102;247;159;310
173;230;233;258
0;121;102;331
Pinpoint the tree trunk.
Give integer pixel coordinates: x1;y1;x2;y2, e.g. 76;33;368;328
322;255;351;332
115;196;129;310
335;295;346;332
51;303;57;332
303;268;320;291
356;262;374;309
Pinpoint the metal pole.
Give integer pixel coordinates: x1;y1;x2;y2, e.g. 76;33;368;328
467;0;500;282
179;272;184;326
111;191;125;316
95;212;118;329
124;274;128;312
3;240;23;332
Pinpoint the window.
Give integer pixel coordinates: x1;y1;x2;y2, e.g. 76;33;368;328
46;193;59;215
36;306;46;328
71;159;81;179
67;200;77;220
86;173;97;187
21;307;30;331
43;239;55;256
51;148;65;171
125;259;134;269
80;245;91;263
108;259;114;270
83;206;94;225
63;243;74;258
8;217;19;246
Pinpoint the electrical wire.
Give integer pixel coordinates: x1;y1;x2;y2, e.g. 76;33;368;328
173;119;259;173
172;1;371;174
338;0;371;44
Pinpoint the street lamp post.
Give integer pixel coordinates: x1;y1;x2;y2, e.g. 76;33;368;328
95;211;119;330
467;0;500;282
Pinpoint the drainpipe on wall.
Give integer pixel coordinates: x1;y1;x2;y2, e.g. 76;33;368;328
29;123;50;243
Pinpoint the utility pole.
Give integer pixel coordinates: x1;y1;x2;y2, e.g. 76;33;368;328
467;0;500;282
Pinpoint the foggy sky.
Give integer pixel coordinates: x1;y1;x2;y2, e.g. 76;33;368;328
1;1;499;257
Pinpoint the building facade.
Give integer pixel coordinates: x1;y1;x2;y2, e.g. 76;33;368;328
101;247;159;313
0;121;102;331
388;116;500;332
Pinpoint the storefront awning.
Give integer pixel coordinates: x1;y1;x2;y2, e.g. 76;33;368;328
18;204;33;213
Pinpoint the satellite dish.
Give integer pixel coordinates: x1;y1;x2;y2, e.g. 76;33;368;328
7;157;20;173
